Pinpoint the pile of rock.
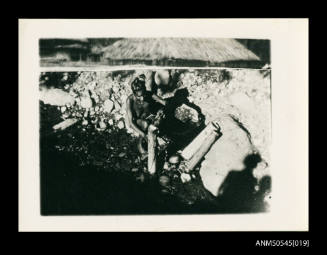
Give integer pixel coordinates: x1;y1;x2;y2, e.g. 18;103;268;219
49;72;136;135
179;69;271;177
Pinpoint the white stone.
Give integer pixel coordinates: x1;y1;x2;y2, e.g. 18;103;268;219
80;96;92;108
112;85;120;93
181;173;191;183
114;102;121;111
117;120;125;129
103;99;114;113
99;121;107;129
120;94;127;104
39;87;75;106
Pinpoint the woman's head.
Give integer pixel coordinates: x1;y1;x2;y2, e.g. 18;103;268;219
131;76;146;93
131;76;146;102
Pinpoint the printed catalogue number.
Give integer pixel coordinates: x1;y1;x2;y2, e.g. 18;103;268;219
256;240;310;247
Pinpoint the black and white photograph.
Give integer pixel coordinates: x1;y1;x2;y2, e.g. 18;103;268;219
39;38;272;215
19;19;308;232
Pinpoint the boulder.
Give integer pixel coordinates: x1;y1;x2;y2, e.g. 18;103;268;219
80;96;93;108
103;99;114;113
108;119;114;126
175;104;200;123
99;121;107;130
117;120;125;129
199;114;255;196
39;87;75;106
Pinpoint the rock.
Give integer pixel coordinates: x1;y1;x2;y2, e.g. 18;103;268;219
99;121;107;129
80;96;92;108
108;119;114;126
114;102;121;111
120;94;127;104
39;87;75;106
163;162;170;170
117;120;125;129
60;106;66;113
118;152;126;158
157;137;166;146
181;173;191;183
175;104;200;123
82;120;88;126
112;85;120;93
159;175;170;187
131;168;139;172
62;113;69;119
114;114;123;121
103;99;114;113
168;155;181;164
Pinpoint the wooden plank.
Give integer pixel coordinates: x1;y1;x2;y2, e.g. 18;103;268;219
185;130;221;172
181;121;219;160
147;124;158;175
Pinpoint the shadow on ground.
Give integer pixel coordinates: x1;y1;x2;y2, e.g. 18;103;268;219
216;153;271;213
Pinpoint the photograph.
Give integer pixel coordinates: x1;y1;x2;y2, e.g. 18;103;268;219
39;37;272;215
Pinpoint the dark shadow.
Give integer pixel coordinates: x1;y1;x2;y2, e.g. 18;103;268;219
216;153;271;213
252;175;272;212
158;88;206;157
40;125;195;215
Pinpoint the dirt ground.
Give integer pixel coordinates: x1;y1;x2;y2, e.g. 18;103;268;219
40;68;272;214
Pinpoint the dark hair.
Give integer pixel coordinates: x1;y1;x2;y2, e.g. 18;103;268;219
131;76;146;94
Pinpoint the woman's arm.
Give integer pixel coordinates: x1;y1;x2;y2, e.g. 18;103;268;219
126;96;146;137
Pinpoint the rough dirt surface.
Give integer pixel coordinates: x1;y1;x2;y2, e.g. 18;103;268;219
40;68;271;214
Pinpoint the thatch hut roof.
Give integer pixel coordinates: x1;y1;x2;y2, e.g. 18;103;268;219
101;38;261;67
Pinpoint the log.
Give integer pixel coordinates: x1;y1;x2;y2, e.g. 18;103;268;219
184;129;221;172
147;124;158;175
181;121;220;160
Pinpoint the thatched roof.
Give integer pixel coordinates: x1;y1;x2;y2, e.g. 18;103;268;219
102;38;261;65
